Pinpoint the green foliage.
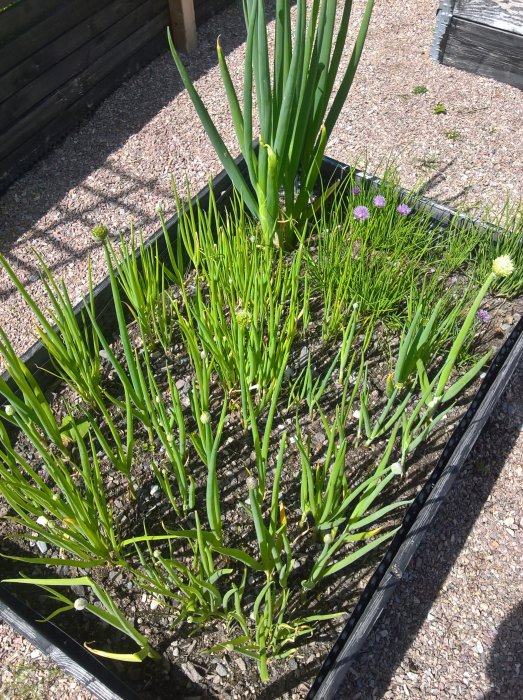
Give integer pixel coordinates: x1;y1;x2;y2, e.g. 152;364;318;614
110;229;175;352
412;85;428;95
169;0;375;243
3;576;159;662
0;172;515;683
445;128;462;142
473;201;523;298
0;253;102;406
433;102;447;115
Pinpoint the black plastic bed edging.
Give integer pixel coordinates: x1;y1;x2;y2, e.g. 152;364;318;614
1;155;522;700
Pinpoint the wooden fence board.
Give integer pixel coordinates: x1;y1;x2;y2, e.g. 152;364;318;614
194;0;232;25
0;32;165;192
0;11;168;162
0;0;149;104
0;0;109;78
0;0;168;130
442;16;523;89
0;0;63;45
454;0;523;36
0;0;235;192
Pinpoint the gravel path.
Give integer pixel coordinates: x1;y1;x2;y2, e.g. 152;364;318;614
0;0;522;697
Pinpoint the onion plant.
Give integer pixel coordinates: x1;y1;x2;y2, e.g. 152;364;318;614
0;253;102;407
0;418;122;568
169;0;375;244
361;256;514;472
109;230;175;353
0;330;68;453
474;202;523;298
172;189;306;408
2;576;160;662
0;153;517;685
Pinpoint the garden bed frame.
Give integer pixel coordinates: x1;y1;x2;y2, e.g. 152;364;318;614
1;156;522;700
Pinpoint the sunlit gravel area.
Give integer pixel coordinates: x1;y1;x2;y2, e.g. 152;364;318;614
0;0;522;697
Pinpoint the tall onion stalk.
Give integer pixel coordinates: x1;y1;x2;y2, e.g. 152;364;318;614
169;0;375;244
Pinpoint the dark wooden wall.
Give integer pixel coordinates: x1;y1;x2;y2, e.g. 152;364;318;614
0;0;233;193
194;0;232;24
432;0;523;90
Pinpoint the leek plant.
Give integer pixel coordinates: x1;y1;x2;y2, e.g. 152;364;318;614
169;0;375;244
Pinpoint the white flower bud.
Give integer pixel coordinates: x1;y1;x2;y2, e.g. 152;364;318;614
390;462;403;475
4;404;14;416
74;598;88;611
246;475;258;491
492;255;514;277
200;411;211;425
427;396;442;410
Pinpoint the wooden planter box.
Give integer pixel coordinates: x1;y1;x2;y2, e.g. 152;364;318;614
432;0;523;89
1;156;522;700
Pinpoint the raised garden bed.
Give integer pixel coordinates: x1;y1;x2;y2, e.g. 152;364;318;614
1;154;523;700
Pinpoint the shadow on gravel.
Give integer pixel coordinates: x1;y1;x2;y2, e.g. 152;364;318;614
485;600;523;700
0;0;276;248
335;362;523;699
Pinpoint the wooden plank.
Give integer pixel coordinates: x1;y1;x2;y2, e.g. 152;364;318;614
194;0;232;25
0;0;146;104
0;0;63;45
0;0;109;78
0;0;168;131
0;29;165;193
442;16;523;89
168;0;197;52
455;0;523;36
0;11;168;164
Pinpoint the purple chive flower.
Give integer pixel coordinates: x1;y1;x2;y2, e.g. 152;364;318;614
373;195;386;208
352;186;361;195
353;205;370;221
397;203;412;216
477;309;491;323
